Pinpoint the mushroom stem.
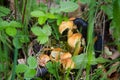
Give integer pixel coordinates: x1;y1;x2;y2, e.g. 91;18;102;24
67;30;73;38
73;40;81;56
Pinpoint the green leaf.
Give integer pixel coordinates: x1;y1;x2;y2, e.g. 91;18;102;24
46;13;56;19
16;64;28;73
60;1;79;12
39;3;48;12
31;26;50;44
96;57;110;63
31;26;43;36
5;27;17;37
57;19;62;26
0;21;9;30
43;25;52;36
13;37;22;49
37;35;48;44
46;62;60;79
0;18;3;22
101;5;113;19
0;6;10;17
80;0;90;4
50;7;61;14
27;56;37;69
19;35;30;43
24;69;36;79
9;21;22;28
31;11;45;17
38;17;47;25
72;54;87;69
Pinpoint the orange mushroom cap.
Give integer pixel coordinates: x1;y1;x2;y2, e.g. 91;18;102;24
61;58;75;69
38;54;50;67
68;33;82;48
60;52;72;60
50;48;63;61
59;21;74;34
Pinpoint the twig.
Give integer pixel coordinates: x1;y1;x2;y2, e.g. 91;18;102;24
22;0;27;23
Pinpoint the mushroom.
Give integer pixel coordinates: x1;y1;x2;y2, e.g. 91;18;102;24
68;33;82;48
59;21;74;34
50;48;63;61
68;33;82;55
61;58;75;70
59;20;83;55
60;52;72;60
38;54;50;67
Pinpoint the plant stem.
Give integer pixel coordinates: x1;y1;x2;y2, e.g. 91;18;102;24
22;0;27;23
11;48;18;80
86;0;96;80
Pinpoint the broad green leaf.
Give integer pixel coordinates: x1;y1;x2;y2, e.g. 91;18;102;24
24;69;36;78
46;62;56;75
72;54;87;69
39;3;48;12
0;6;10;17
46;13;56;19
80;0;90;4
57;19;62;26
50;7;61;14
27;56;37;69
31;11;45;17
43;25;52;36
46;62;60;79
19;35;30;43
38;17;47;25
31;26;43;36
9;21;22;28
96;57;110;63
31;26;50;44
16;64;28;73
101;5;113;19
73;53;97;69
13;37;22;49
60;1;79;12
55;0;60;4
5;27;17;37
37;35;48;44
31;0;39;11
0;18;3;22
56;15;63;25
0;21;9;30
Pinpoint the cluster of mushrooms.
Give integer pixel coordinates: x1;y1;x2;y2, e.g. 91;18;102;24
37;18;85;70
38;48;74;69
59;18;85;55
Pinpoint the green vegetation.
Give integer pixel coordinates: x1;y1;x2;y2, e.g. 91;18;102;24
0;0;120;80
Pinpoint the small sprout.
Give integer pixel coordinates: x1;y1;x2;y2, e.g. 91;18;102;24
38;54;50;67
59;21;74;34
61;58;75;70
